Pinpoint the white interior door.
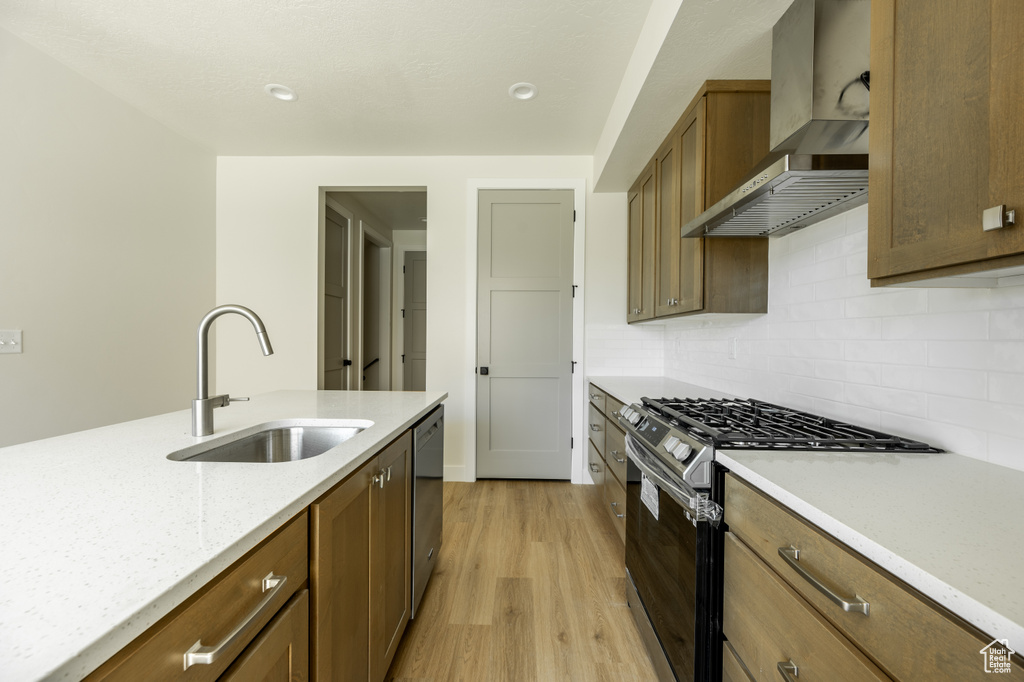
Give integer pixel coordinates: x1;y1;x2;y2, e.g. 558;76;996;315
403;250;427;391
476;189;574;480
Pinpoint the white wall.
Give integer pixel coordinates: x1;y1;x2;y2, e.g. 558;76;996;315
216;156;593;481
663;204;1024;472
0;28;215;447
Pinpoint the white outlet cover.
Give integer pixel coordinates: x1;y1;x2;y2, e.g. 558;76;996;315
0;330;23;354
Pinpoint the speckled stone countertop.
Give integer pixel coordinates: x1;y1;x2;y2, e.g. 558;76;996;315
0;389;446;682
589;375;1024;653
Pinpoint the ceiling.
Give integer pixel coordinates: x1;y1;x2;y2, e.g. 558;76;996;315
329;190;428;231
0;0;653;156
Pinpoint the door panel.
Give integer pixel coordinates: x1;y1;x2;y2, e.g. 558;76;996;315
678;99;706;314
403;251;427;391
477;189;573;480
324;208;349;389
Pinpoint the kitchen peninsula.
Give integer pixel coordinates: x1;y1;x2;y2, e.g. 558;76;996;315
0;390;445;681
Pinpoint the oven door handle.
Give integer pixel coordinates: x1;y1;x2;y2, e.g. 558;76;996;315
625;434;697;512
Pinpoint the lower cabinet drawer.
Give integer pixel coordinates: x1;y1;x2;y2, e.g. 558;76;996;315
723;531;889;682
588;403;605;455
722;640;755;682
87;511;308;682
724;474;1011;682
587;439;605;486
604;419;627;485
603;473;626;543
221;589;309;681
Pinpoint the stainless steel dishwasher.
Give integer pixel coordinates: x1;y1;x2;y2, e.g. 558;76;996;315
411;404;443;618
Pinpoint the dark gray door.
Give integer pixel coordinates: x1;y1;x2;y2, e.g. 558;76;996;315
476;189;574;479
403;250;427;391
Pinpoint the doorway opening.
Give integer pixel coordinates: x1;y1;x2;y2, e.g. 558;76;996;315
319;188;428;391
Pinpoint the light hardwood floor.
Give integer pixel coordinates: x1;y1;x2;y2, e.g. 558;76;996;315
386;480;659;681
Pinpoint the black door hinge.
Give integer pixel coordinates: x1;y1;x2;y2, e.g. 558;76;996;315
571;437;574;449
573;210;576;222
401;308;405;318
572;285;577;298
403;265;406;273
571;361;577;374
402;354;406;363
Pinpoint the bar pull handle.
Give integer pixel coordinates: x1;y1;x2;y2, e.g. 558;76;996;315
589;463;600;473
589;392;603;401
778;546;870;615
589;423;601;432
610;450;625;463
777;660;799;681
610;501;624;519
183;573;287;669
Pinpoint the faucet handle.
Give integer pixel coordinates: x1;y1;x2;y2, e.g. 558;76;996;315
229;397;250;402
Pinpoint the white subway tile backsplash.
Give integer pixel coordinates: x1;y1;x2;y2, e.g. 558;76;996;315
590;208;1024;472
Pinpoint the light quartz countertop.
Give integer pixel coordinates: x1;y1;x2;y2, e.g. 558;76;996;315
589;375;1024;653
0;389;446;682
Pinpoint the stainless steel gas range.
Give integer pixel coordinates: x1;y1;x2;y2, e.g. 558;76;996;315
617;396;941;681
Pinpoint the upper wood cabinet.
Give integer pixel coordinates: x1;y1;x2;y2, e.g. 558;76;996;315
627;160;657;322
868;0;1024;285
628;81;771;323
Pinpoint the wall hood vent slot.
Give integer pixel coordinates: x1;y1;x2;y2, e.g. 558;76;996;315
682;154;868;238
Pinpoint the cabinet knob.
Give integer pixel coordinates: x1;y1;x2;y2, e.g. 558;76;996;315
983;205;1016;231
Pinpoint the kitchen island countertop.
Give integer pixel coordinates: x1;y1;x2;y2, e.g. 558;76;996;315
589;375;1024;654
0;389;446;682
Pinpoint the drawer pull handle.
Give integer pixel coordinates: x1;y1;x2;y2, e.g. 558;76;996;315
610;451;625;463
589;424;601;432
778;546;870;615
610;501;624;519
589;393;602;401
777;660;799;681
589;463;600;473
183;572;287;669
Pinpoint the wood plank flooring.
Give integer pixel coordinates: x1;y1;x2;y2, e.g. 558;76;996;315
386;480;659;681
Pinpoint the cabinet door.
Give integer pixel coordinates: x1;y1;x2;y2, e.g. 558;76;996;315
370;431;412;681
311;462;372;682
655;135;682;317
220;590;309;682
677;98;707;314
627;161;656;321
869;0;1024;283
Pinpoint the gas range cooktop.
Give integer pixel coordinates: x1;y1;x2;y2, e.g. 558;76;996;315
634;397;942;452
617;396;943;493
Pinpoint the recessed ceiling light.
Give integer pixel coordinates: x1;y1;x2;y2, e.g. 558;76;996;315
265;84;297;102
508;82;538;101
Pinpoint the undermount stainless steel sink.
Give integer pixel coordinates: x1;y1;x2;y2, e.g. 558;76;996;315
168;422;371;463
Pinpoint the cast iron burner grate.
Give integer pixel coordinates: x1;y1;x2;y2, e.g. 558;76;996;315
639;397;942;452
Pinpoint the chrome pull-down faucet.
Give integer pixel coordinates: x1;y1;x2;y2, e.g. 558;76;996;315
192;304;274;437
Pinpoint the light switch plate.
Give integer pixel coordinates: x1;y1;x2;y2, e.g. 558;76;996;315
0;330;23;354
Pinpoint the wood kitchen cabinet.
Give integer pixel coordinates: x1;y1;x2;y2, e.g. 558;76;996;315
628;81;770;323
311;430;411;682
85;513;309;682
588;383;627;543
723;474;1024;681
868;1;1024;285
220;590;310;682
627;160;656;322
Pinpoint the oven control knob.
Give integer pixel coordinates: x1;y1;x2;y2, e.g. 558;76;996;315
671;443;693;462
627;410;641;425
663;436;681;453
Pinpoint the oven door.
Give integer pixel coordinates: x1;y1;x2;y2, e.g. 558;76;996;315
624;433;704;681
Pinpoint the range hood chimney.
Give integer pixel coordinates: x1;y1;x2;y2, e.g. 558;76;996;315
682;0;871;238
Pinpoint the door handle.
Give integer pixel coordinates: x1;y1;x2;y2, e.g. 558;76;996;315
479;366;489;376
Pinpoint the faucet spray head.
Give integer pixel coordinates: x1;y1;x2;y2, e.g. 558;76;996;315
257;331;274;356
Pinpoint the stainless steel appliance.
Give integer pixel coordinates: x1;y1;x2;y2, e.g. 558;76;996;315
411;404;444;619
681;0;872;238
618;396;940;681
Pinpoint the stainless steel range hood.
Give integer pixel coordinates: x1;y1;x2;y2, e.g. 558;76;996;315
682;0;870;238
